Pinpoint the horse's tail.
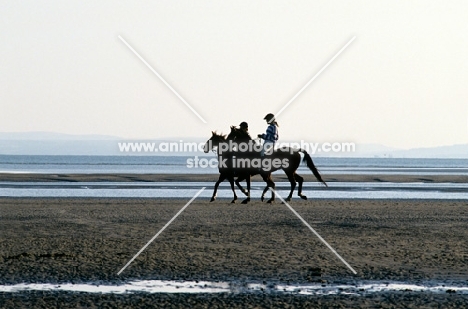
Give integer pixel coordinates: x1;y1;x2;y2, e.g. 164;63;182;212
299;149;327;187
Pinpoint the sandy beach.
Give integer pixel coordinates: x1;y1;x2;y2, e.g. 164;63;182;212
1;189;468;307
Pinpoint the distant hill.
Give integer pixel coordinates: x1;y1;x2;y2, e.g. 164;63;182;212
0;132;119;140
389;144;468;158
347;143;467;158
0;132;466;158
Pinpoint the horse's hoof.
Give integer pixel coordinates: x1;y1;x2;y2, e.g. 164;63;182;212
241;198;250;204
299;195;307;200
261;196;265;202
231;200;236;204
210;197;216;202
285;197;292;202
267;199;274;204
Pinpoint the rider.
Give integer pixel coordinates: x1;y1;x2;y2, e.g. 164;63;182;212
258;113;279;156
238;122;251;142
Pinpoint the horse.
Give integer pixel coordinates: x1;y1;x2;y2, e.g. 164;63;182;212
203;131;251;203
227;126;327;203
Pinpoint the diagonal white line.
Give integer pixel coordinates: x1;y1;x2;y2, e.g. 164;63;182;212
118;35;207;124
275;36;356;119
117;187;206;275
270;188;357;275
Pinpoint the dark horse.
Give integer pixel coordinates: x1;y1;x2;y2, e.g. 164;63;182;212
204;128;327;203
203;131;264;204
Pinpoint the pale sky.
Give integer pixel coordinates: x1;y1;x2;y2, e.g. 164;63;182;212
1;1;467;149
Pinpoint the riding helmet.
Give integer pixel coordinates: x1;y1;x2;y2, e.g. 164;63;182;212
264;113;275;123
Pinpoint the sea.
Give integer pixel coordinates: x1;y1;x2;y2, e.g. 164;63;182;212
0;155;467;199
0;155;467;175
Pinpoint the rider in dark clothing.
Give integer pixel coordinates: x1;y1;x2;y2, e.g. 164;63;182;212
238;122;252;143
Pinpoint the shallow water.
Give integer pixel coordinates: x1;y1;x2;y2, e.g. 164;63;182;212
1;280;467;295
1;181;467;199
1;156;468;175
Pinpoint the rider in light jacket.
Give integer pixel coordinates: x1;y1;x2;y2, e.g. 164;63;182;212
258;113;278;156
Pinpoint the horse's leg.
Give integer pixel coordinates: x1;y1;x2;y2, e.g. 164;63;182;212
211;174;226;202
241;173;251;204
284;172;297;202
294;173;307;200
227;174;238;203
262;173;276;204
261;185;269;202
268;176;276;203
260;172;270;202
235;175;248;196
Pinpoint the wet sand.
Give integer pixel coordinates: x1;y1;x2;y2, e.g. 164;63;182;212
1;197;468;308
1;172;468;183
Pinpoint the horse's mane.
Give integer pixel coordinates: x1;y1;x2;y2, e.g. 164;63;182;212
211;131;227;140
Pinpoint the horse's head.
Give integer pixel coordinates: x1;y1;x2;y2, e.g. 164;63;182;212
203;131;226;153
227;125;241;141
